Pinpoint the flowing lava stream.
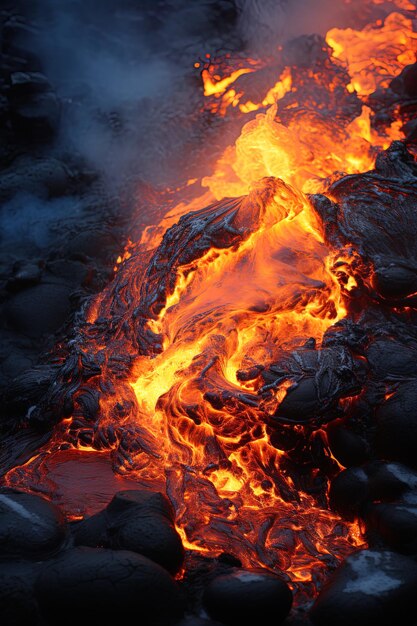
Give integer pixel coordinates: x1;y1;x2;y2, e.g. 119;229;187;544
5;0;417;603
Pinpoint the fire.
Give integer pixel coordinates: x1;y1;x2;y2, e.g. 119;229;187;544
6;1;416;602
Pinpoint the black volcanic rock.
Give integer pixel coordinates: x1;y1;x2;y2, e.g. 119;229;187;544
310;550;417;626
10;91;60;142
365;337;417;381
365;501;417;555
0;561;41;626
311;142;417;307
263;344;364;426
328;466;370;520
203;568;292;626
375;381;417;467
72;490;184;575
329;462;417;520
4;282;73;338
326;418;370;467
0;489;67;560
36;547;184;626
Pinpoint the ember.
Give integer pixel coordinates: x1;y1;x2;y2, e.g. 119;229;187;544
1;1;417;625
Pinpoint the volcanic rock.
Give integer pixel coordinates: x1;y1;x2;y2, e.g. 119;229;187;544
311;142;417;306
4;282;73;338
72;490;184;575
375;381;417;467
36;547;184;626
6;260;43;292
0;156;72;201
329;462;417;520
328;466;370;520
9;71;51;96
365;501;417;555
0;560;41;626
365;337;417;381
202;568;292;626
175;616;223;626
2;364;56;418
10;91;60;141
326;418;370;467
263;345;364;426
0;489;67;559
310;550;417;626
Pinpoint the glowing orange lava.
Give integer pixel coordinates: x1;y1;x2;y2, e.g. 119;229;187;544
6;1;416;595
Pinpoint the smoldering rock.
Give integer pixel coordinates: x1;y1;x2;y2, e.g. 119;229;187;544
202;568;292;626
263;344;364;425
72;490;184;575
375;381;417;468
0;489;67;559
310;550;417;626
311;143;417;306
35;547;184;626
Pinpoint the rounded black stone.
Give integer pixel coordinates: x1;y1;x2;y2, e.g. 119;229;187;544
0;490;67;560
73;490;184;574
112;513;184;575
310;549;417;626
35;547;184;626
107;489;175;520
326;419;370;467
203;568;292;626
366;462;417;502
71;510;107;547
328;467;370;520
365;502;417;555
375;381;417;468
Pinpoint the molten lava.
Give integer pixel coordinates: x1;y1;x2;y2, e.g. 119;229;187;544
6;0;417;603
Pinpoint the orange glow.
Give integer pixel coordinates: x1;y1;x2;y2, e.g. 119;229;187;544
239;67;293;113
9;1;417;594
326;12;417;96
202;66;254;96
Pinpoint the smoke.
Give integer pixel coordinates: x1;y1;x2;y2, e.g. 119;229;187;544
4;0;406;251
0;192;76;254
17;0;378;190
21;0;240;188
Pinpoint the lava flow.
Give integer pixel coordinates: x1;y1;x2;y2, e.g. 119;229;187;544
5;0;417;602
